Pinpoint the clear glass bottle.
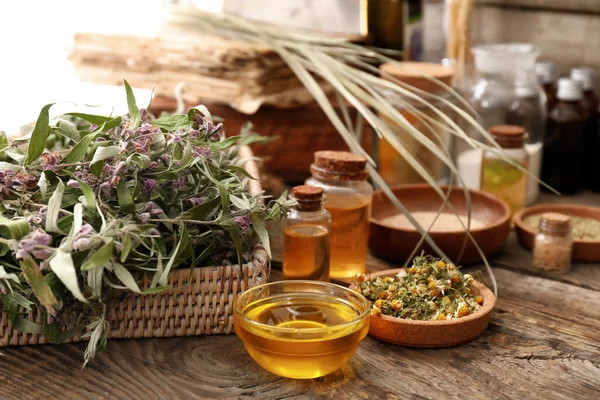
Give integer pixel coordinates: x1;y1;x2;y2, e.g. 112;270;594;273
532;213;572;273
378;62;455;186
283;185;331;282
480;125;529;215
306;151;373;281
459;43;546;204
541;78;586;194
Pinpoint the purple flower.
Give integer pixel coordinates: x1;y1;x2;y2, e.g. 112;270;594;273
113;161;126;175
139;123;153;133
103;164;112;175
41;152;60;172
95;137;106;142
189;197;204;206
16;229;53;260
142;178;156;192
234;216;250;232
188;129;200;139
138;212;151;224
72;224;95;251
140;108;147;118
148;161;157;169
171;175;186;191
192;146;210;158
167;133;183;146
67;179;80;189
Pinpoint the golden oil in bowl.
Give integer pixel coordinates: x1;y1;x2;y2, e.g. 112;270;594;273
234;281;370;379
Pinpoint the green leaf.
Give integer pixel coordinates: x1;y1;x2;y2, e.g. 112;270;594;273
151;114;190;131
112;262;141;293
185;197;220;220
251;213;271;258
62;133;94;164
42;321;60;343
120;234;132;263
44;271;66;297
55;119;81;142
194;242;216;265
142;286;170;295
4;148;26;164
209;136;241;152
21;257;57;314
25;103;54;165
147;85;155;111
124;80;141;130
0;131;8;149
158;225;187;286
188;105;213;123
0;265;19;285
225;227;244;269
0;161;24;172
38;171;49;199
228;165;257;180
117;180;135;213
49;249;87;303
13;316;43;334
81;240;114;271
90;145;121;176
96;117;122;133
2;292;33;313
217;183;230;215
126;153;151;169
0;216;30;239
87;264;104;298
62;113;113;126
45;179;65;234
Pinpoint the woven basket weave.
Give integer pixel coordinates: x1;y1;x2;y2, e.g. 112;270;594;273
0;146;268;347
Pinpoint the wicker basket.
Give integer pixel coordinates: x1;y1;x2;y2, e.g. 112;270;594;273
0;146;268;347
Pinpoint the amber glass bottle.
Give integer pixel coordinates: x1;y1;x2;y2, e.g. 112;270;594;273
306;151;373;281
571;68;600;192
541;78;586;194
283;185;331;282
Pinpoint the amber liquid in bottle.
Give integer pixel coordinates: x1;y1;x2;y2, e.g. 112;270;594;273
283;225;330;281
326;196;371;280
481;158;528;214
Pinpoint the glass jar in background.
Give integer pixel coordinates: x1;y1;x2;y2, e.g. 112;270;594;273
532;213;572;274
283;185;331;282
480;125;529;215
571;67;600;192
536;62;557;111
457;43;546;204
306;151;373;281
541;78;586;195
378;62;456;186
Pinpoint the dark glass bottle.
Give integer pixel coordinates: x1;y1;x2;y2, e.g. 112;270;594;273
541;78;586;194
535;62;557;111
571;68;600;192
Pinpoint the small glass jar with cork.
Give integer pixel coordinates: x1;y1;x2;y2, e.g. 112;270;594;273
306;151;373;281
283;185;331;282
480;125;529;215
532;213;573;273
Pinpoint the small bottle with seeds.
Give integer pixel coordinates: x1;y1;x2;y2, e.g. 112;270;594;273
306;151;373;280
283;185;331;281
532;212;572;273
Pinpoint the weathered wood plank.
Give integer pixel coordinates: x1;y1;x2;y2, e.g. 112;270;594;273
1;261;598;399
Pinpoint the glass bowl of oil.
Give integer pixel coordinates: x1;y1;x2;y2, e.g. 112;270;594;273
234;280;370;379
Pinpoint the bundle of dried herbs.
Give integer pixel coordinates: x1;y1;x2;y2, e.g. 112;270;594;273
354;254;482;321
0;81;292;365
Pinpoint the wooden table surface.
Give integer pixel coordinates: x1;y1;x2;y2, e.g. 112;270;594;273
1;193;599;400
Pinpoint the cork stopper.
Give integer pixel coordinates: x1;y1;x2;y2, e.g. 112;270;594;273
489;125;526;149
311;151;369;181
540;212;571;237
380;62;454;93
291;185;324;212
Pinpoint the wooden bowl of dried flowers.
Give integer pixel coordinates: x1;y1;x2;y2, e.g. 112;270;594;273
351;255;496;348
513;203;600;262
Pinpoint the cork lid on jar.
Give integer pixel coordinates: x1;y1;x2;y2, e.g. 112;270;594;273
291;185;324;211
380;62;455;93
489;125;527;149
311;151;369;181
540;212;571;236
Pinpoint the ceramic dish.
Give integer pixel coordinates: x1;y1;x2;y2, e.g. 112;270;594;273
513;203;600;262
370;184;511;264
351;269;495;348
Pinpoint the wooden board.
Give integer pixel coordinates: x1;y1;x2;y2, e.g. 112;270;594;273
1;193;599;399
